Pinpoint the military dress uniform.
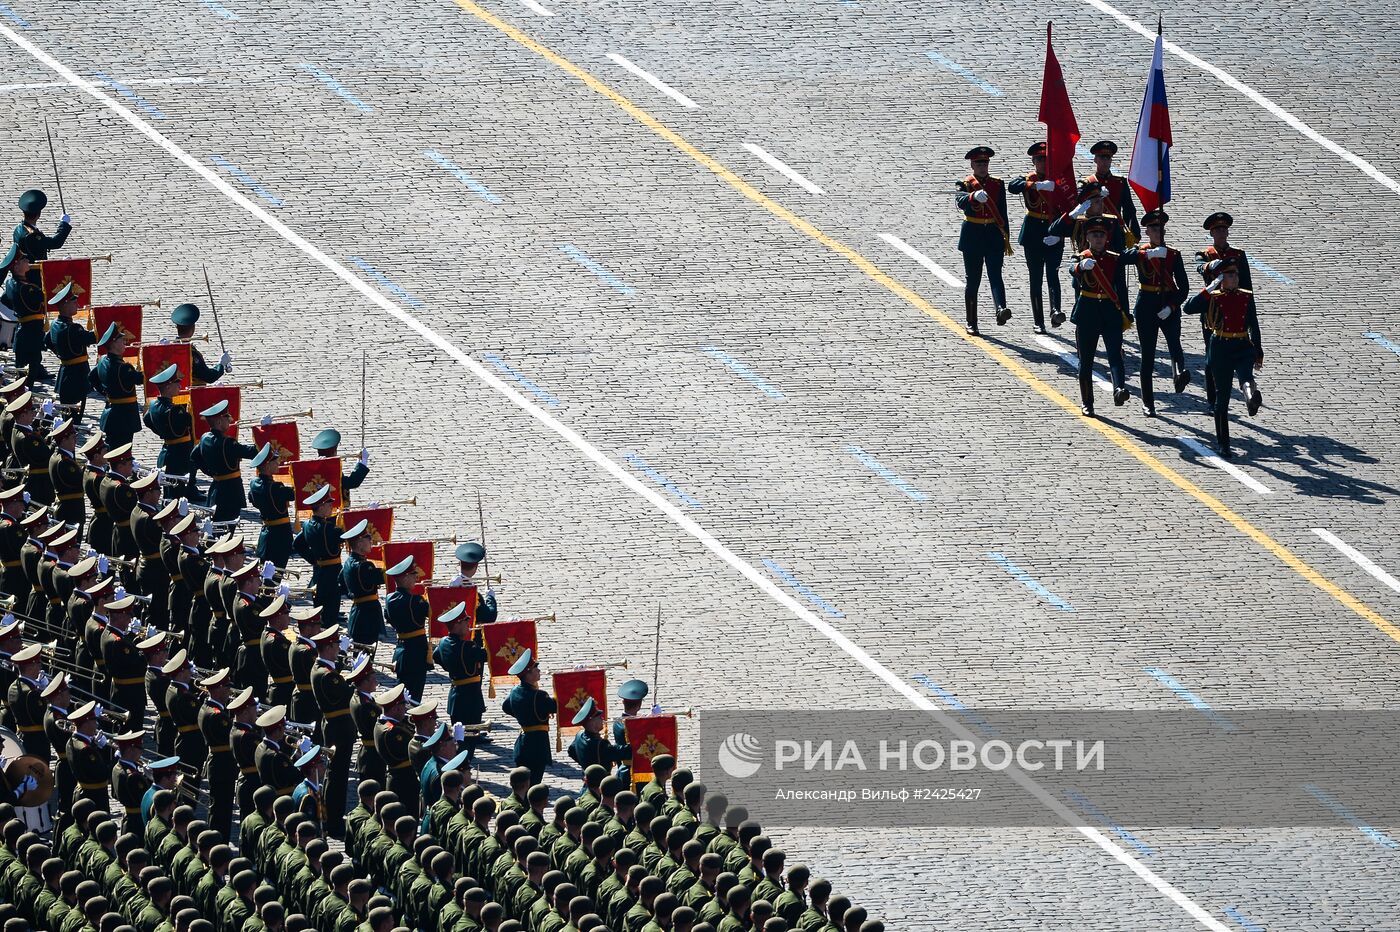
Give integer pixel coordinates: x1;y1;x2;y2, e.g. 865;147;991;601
1047;205;1127;254
178;544;213;665
1194;217;1254;407
255;734;300;796
44;316;96;406
955;146;1013;334
1082;173;1141;246
1183;277;1264;457
249;472;296;568
167;680;207;769
11;422;54;505
49;446;86;528
501;659;558;786
82;609;111;702
112;758;152;835
433;626;487;728
190;345;226;387
191;426;257;522
147;662;176;757
14;196;71;261
1122;238;1191;413
292;512;342;624
98;472;139;560
6;673;47;756
310;656;356;836
198;696;237;836
387;584;432;701
93;348;144;447
0;511;26;597
3;264;47;378
232;719;262;817
374;713;419;816
44;702;76;825
342;551;385;646
86;464;113;566
132;502;171;629
100;623;149;728
232;589;268;694
289;633;321;727
143;395;195;499
351;688;385;786
1008;144;1065;332
262;626;296;710
1068;226;1133;415
567;728;630;774
67;731;113;810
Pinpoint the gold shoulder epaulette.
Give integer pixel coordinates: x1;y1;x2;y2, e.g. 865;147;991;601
1238;288;1253;294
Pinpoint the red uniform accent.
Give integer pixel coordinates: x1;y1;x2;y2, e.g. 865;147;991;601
1020;172;1055;216
1085;172;1131;216
1212;290;1252;332
1140;247;1179;289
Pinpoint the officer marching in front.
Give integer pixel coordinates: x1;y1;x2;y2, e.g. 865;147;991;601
1121;208;1191;416
501;648;557;786
1194;211;1255;408
14;189;72;262
955;146;1013;334
1008;142;1065;333
1068;217;1133;415
1182;259;1264;458
449;540;498;624
169;303;231;385
2;243;48;382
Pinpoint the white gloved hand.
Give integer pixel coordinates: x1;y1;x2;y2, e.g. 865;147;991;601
41;400;54;416
178;498;190;517
219;351;232;368
1080;257;1097;271
972;189;989;204
259;414;272;427
1042;235;1060;246
366;501;380;510
156;469;166;484
260;560;275;580
201;519;214;536
338;634;351;652
158;337;170;345
22;492;30;505
1157;307;1172;320
96;733;109;748
114;585;127;600
485;588;496;601
1208;276;1224;292
1206;259;1221;273
452;723;465;742
60;214;71;225
650;704;663;716
1069;201;1090;218
98;555;110;575
1095;185;1109;199
297;736;312;754
276;583;290;598
1035;180;1056;191
358;448;369;467
94;704;104;720
1145;246;1168;259
36;671;49;687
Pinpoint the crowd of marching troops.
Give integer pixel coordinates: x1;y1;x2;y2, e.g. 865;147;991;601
956;140;1264;458
0;188;886;930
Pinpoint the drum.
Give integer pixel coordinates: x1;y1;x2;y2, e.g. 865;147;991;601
0;726;55;807
0;300;16;351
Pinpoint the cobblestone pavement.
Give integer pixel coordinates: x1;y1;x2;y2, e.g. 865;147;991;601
2;0;1399;927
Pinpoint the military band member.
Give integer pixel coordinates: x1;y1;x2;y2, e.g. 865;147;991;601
66;699;113;810
164;650;207;770
449;541;498;624
291;484;341;624
99;594;148;729
433;601;488;733
417;725;461;811
1183;259;1264;459
92;323;143;447
191;399;257;522
568;698;631;776
143;364;195;500
1007;142;1066;333
1047;181;1126;253
221;557;261;665
2;245;49;382
41;673;77;826
133;493;177;631
228;686;261;818
386;554;432;701
44;283;96;409
955;146;1012;335
8;392;55;505
176;518;215;666
373;683;419;816
1083;141;1141;247
0;487;26;598
233;563;273;694
14;189;72;262
142;757;183;825
168;512;202;642
310;428;370;502
6;641;48;756
140;630;175;756
341;518;384;648
43;419;84;531
1068;217;1133;416
197;535;236;668
169;304;231;386
502;648;557;786
309;625;354;837
81;571;113;702
291;745;328;828
260;596;296;709
81;434;111;558
197;667;237;837
253;704;302;797
98;442;139;561
289;605;324;728
111;729;151;834
1121;208;1191;416
249;442;296;568
348;653;384;786
613;679;650;786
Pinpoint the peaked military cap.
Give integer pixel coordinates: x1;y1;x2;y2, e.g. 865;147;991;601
154;499;181;521
422;723;448;749
198;668;231;689
150;363;181;385
227;687;255;712
1203;211;1234;230
170;303;200;327
148;755;182;773
9;643;41;664
964;146;994;160
304;483;334;506
386;555;415;577
130;472;159;492
4;391;31;414
256;704;288;728
340;518;369;541
48;527;79;549
114;729;145;744
160;649;189;675
311;428;341;451
1027;141;1047;157
455;541;485;563
259;595;288;618
444;748;471;772
1089;140;1119;156
346;652;372;680
105;442;134;460
96;322;121;347
1083;216;1115;233
618;679;649;702
1077;180;1108;201
309;626;340;644
508;648;534;677
295;745;323;768
49;417;75;440
199;399;230;418
68;700;97;721
250;442;273;469
407;698;438;718
437;602;467;626
570;697;598;727
104;594;138;612
77;433;104;455
170;513;198;536
39;672;67;698
17;190;47;213
69;555;99;577
1141;208;1169;226
47;282;73;305
375;684;406;707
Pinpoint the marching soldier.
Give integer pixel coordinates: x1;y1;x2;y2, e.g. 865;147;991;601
310;428;370;503
406;697;442;773
449;541;498;624
164;649;207;770
567;698;631;774
1182;259;1264;459
169;304;231;386
99;594;149;729
2;245;49;382
341;518;384;648
144;632;176;757
143;364;195;500
41;673;76;826
1008;142;1066;333
142;756;183;824
386;554;431;702
348;653;384;787
6;641;49;756
92;323;143;447
191;399;257;522
1047;181;1126;253
433;601;488;732
47;417;85;528
110;729;151;835
14;189;72;262
132;487;176;630
1083;141;1141;247
1068;217;1133;416
253;704;301;797
197;668;237;837
0;486;26;597
1194;211;1255;407
233;561;273;694
613;679;650;786
291;484;341;624
65;699;113;811
955;146;1012;335
166;511;201;641
44;283;96;411
80;570;112;702
80;435;110;560
178;518;215;666
249;442;296;569
501;648;557;786
1121;208;1191;416
417;725;460;811
98;442;139;561
291;745;328;828
228;686;261;818
309;625;355;837
260;596;296;709
373;683;419;817
8;392;54;505
289;605;324;729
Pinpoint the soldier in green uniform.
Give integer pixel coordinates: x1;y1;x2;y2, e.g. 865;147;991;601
434;601;488;736
772;865;809;927
41;674;78;828
131;484;174;630
373;683;419;817
612;679;650;785
385;554;432;701
101;595;149;729
98;442;140;561
5;642;48;756
2;245;49;382
449;540;499;623
65;700;113;811
248;442;296;568
1182;259;1264;459
310;428;370;503
8;392;54;505
47;420;86;533
1008;142;1067;333
288;605;323;728
43;283;96;408
228;690;262;828
309;625;354;837
291;484;341;624
955;146;1013;335
14;189;71;261
190;399;256;522
168;304;230;386
231;560;270;694
290;745;327;829
259;596;296;709
253;704;301;797
143;365;195;501
567;697;631;776
424;755;468;840
92;323;143;447
346;653;384;787
1068;216;1133;416
144;633;176;757
340;518;384;647
1121;208;1191;416
501;648;557;786
196;668;236;837
163;650;206;770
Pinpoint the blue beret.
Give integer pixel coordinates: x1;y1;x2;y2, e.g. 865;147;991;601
455;541;485;563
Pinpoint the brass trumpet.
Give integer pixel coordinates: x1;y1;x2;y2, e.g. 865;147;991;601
129;334;211;347
225;379;264;390
232;407;311;428
98;554;139;570
285;720;317;740
376;497;416;508
503;612;556;625
550;659;628;674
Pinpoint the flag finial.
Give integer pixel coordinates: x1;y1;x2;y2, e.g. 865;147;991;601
1157;13;1163;34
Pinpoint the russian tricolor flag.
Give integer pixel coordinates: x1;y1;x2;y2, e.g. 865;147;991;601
1128;29;1172;212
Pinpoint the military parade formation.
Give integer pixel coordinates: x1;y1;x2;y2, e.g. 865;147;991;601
0;187;886;932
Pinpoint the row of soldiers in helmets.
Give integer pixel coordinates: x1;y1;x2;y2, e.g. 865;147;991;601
955;140;1264;458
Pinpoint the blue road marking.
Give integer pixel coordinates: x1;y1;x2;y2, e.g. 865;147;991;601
298;63;373;113
423;149;503;204
199;0;240;20
1251;258;1294;286
622;452;701;508
480;353;563;408
924;50;1004;97
763;559;844;618
1303;784;1400;850
985;552;1074;612
0;3;31;26
847;445;928;502
93;73;166;119
209;155;284;207
1074;142;1095;163
1064;789;1155;858
1223;907;1266;932
1144;667;1236;733
557;243;637;296
910;674;1001;738
347;257;423;308
701;347;785;400
1364;332;1400;357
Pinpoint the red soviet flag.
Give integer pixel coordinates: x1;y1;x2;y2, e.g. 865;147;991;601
1038;23;1082;215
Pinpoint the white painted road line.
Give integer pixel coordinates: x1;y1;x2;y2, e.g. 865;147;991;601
1312;529;1400;596
606;53;699;109
741;143;826;195
1034;335;1113;395
1178;436;1273;496
0;23;1233;931
519;0;555;15
0;75;204;92
877;233;963;289
1080;0;1400;198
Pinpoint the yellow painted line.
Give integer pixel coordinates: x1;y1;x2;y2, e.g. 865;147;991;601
446;0;1400;646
